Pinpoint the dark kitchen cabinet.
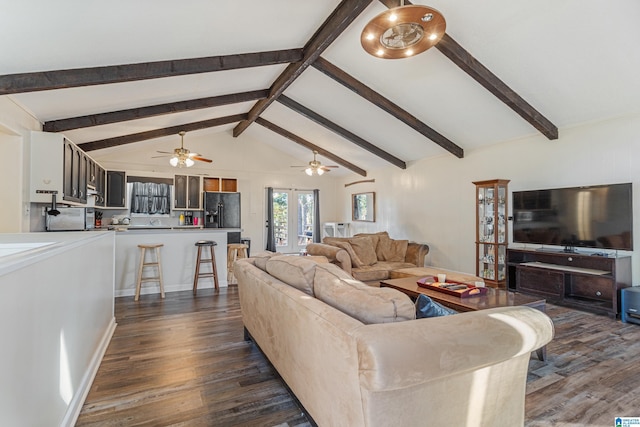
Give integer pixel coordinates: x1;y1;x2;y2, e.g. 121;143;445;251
106;170;126;208
78;152;88;203
174;175;201;209
95;166;106;207
87;158;97;188
63;139;74;201
187;175;201;209
62;139;88;204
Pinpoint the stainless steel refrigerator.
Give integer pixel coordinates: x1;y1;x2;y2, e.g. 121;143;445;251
203;192;241;228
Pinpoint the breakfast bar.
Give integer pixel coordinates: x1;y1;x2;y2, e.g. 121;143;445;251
113;228;234;297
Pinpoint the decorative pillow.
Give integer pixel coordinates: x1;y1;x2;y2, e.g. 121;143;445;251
415;294;458;318
265;255;318;296
333;242;364;268
313;264;416;324
354;231;388;252
376;234;409;262
252;251;277;271
323;237;352;246
347;236;377;266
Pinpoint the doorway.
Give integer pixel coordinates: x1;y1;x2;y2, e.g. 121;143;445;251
271;189;315;253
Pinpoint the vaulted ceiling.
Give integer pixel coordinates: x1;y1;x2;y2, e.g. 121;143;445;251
2;1;639;176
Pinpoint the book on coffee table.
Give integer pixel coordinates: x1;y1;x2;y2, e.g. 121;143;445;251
417;276;488;298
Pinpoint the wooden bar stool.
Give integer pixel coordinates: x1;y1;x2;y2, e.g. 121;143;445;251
135;244;165;301
193;240;219;295
227;243;249;285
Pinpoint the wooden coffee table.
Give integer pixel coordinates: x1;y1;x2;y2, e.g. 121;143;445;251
380;276;547;361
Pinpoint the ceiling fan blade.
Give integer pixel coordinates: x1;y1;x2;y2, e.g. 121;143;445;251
192;156;213;163
156;150;174;154
323;165;339;168
290;165;307;168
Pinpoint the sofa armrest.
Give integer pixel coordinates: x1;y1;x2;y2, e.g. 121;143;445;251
404;242;429;266
306;243;352;276
355;306;554;391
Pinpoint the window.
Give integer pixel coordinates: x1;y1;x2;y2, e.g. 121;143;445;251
272;189;315;253
129;181;171;215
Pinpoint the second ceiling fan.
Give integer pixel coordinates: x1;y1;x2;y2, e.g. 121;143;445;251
154;131;212;168
292;151;338;176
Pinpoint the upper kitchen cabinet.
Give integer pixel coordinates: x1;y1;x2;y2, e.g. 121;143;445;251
31;131;88;205
203;177;237;192
87;158;97;189
106;171;126;208
94;165;106;207
174;174;201;210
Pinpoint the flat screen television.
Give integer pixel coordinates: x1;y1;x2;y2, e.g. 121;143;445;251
512;183;633;251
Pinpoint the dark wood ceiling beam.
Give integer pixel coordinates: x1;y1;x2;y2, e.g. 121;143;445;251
278;95;406;169
0;50;301;95
79;113;247;152
435;34;558;139
44;89;268;132
233;0;374;137
312;57;463;158
377;0;558;140
255;117;367;177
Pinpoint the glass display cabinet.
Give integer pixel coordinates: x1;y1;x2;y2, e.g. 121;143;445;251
474;179;510;288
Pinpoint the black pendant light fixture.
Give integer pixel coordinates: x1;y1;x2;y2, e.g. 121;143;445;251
361;2;446;59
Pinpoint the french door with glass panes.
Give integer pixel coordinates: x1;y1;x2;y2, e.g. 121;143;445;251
272;189;315;253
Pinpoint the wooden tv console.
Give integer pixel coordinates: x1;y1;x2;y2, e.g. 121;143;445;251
507;248;631;317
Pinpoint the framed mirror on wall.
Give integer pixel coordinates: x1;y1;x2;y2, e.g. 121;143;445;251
352;192;375;222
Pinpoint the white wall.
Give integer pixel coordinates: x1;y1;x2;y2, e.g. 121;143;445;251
0;232;115;426
336;112;640;283
0;97;42;232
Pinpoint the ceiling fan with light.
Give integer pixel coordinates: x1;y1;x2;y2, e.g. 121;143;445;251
154;131;212;167
361;0;446;59
291;151;338;176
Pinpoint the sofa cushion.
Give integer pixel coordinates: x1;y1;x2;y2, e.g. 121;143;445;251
376;234;409;262
252;250;277;271
265;255;318;296
348;236;377;266
354;231;388;252
352;265;390;282
334;241;365;268
352;261;417;282
314;263;416;324
323;237;352;246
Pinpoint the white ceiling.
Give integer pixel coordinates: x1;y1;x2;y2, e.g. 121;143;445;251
3;0;639;176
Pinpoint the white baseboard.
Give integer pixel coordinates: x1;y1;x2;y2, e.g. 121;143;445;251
60;317;117;427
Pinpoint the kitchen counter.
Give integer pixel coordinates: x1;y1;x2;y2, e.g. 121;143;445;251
100;225;240;232
114;228;232;296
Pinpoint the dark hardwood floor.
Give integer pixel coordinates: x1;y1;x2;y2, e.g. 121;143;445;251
77;287;640;426
525;304;640;426
76;287;310;427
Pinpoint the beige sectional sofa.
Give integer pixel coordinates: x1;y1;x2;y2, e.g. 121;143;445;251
235;253;554;427
306;231;429;281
